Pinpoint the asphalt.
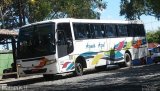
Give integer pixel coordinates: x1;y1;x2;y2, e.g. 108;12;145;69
0;64;160;91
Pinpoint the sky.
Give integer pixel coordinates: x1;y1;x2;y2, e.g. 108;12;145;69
100;0;160;32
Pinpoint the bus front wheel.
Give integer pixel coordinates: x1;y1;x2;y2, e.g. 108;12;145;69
124;53;132;67
74;62;83;76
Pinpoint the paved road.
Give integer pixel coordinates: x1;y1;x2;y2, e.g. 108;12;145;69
1;64;160;91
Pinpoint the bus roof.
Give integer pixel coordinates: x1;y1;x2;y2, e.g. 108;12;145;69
21;18;144;28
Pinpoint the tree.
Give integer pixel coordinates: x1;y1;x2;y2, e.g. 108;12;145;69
146;31;155;43
120;0;160;20
0;0;106;29
145;1;160;20
0;0;18;29
146;28;160;43
22;0;106;23
26;0;53;23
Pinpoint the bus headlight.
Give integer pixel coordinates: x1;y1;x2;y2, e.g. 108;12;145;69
46;59;56;65
49;59;56;63
17;64;21;67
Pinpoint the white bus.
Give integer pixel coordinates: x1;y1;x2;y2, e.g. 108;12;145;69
16;18;147;78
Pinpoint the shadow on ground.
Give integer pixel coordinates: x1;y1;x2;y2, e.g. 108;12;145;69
1;64;160;91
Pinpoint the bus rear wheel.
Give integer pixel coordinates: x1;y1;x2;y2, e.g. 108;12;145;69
74;62;83;76
124;53;132;67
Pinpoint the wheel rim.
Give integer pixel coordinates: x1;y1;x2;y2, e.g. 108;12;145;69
125;54;131;67
75;63;83;76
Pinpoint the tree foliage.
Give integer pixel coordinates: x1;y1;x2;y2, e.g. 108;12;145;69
0;0;19;29
26;0;53;23
29;0;106;22
146;28;160;43
0;0;12;7
120;0;160;20
0;0;106;29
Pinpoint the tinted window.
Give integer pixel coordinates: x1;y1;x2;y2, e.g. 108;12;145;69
131;24;146;37
117;24;128;37
73;23;105;39
138;24;146;36
73;23;145;39
127;24;133;37
73;23;90;39
89;24;103;38
104;24;117;38
57;23;72;40
17;23;55;59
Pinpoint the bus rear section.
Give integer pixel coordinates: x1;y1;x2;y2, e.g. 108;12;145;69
71;21;148;70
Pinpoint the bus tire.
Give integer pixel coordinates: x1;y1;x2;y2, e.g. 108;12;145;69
74;62;83;76
124;53;132;67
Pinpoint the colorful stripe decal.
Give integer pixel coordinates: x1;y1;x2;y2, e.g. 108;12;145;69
66;63;74;70
80;52;98;57
62;62;71;68
92;54;104;65
114;41;125;50
124;41;132;49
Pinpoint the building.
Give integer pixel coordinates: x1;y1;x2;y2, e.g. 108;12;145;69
0;29;18;79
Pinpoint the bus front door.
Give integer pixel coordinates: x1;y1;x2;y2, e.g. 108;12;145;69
57;30;68;58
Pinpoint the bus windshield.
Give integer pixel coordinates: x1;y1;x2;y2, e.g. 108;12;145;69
17;23;55;59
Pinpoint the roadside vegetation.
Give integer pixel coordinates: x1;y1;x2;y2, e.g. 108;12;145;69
146;28;160;43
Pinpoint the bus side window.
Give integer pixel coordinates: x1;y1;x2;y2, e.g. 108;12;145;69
132;24;145;37
100;24;105;38
139;24;146;36
95;24;103;38
79;24;87;39
105;24;117;38
89;24;103;38
117;24;128;37
73;23;89;39
127;24;133;37
89;24;95;38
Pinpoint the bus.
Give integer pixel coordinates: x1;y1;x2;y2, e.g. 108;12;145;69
16;18;147;78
